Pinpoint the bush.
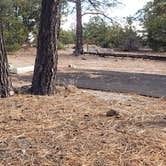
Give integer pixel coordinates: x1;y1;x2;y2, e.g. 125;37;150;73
58;41;65;50
3;18;28;52
84;17;110;47
141;0;166;51
83;17;141;51
5;43;21;52
121;27;140;51
59;30;75;45
0;0;40;52
107;25;124;49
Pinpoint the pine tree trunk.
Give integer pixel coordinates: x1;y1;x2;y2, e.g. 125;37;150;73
32;0;60;95
0;23;12;98
75;0;83;56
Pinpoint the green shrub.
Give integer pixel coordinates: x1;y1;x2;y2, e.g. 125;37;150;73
83;17;141;51
3;18;28;52
141;0;166;51
121;27;140;51
58;41;65;50
59;30;75;45
6;43;21;52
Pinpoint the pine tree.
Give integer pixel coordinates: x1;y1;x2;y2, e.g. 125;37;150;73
0;22;12;98
32;0;61;95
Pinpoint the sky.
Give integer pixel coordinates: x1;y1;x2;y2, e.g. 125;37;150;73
62;0;152;30
111;0;151;18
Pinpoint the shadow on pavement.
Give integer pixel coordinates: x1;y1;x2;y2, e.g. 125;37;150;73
15;69;166;98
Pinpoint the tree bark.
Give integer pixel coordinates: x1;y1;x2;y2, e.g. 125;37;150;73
0;22;12;98
75;0;83;56
32;0;60;95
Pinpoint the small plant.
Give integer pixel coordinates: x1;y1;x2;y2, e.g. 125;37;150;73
58;41;65;50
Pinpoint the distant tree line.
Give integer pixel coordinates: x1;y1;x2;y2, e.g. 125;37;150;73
139;0;166;51
84;16;141;51
0;0;165;53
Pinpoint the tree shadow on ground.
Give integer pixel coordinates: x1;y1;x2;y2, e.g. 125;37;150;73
13;69;166;98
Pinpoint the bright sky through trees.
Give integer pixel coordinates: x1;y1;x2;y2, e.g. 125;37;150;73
111;0;151;18
62;0;152;30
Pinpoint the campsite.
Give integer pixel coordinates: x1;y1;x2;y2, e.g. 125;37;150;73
0;0;166;165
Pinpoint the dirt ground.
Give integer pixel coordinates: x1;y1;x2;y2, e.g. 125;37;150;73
0;86;166;165
0;47;165;165
8;47;166;75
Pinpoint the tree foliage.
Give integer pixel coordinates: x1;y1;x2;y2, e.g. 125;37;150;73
84;16;141;51
141;0;166;51
0;0;41;51
59;29;75;45
67;0;121;55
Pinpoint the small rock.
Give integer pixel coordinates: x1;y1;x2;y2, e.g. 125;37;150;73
0;141;8;148
68;64;76;68
163;116;166;120
0;150;10;159
17;137;31;149
9;90;15;96
101;140;107;144
47;131;56;136
9;64;13;69
65;85;77;93
9;64;15;72
84;114;91;121
81;57;87;60
106;109;119;117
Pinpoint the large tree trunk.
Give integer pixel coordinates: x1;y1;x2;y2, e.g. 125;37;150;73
0;23;12;98
31;0;60;95
75;0;83;56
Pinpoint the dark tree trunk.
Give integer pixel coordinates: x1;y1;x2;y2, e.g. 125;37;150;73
0;23;12;98
75;0;83;56
32;0;60;95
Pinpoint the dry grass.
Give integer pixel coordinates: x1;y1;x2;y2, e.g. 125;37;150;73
0;86;165;166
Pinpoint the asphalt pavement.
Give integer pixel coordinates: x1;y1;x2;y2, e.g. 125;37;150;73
18;69;166;98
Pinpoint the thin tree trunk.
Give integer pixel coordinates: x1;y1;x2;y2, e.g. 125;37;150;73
0;22;12;98
32;0;60;95
75;0;83;56
57;2;61;38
